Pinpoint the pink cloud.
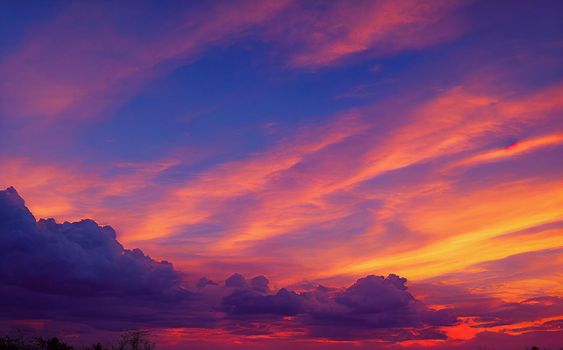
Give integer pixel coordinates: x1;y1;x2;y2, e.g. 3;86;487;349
0;1;288;120
3;79;561;287
0;0;468;121
267;0;469;67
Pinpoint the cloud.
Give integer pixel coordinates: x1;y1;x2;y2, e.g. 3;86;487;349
335;274;411;312
0;187;203;331
434;247;563;299
3;81;562;288
223;287;305;316
0;186;181;297
0;1;288;120
3;0;561;292
3;80;562;294
0;0;466;121
454;132;563;167
217;272;456;340
2;186;562;346
0;186;455;341
298;275;455;340
267;0;468;67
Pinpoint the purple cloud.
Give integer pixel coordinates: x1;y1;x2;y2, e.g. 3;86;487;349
0;186;181;298
223;287;305;316
0;186;455;341
0;187;200;331
217;272;456;341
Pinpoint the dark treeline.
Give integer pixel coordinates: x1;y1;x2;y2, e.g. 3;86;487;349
0;331;155;350
0;334;557;350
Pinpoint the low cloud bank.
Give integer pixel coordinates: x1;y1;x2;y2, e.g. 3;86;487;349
3;186;557;344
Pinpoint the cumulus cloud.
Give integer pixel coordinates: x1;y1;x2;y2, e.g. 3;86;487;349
298;275;455;340
0;187;199;330
0;186;181;297
216;272;456;340
0;186;456;340
223;287;305;316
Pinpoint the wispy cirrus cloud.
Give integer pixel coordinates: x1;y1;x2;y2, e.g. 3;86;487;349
270;0;469;67
0;156;180;224
454;132;563;167
2;79;562;286
0;0;288;120
419;247;563;303
133;82;561;243
0;0;467;121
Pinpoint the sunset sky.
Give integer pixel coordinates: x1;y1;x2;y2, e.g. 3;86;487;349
0;0;562;349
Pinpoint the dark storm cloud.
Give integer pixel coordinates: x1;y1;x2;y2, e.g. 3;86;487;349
0;186;456;341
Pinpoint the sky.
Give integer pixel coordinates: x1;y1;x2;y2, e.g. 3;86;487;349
0;0;562;349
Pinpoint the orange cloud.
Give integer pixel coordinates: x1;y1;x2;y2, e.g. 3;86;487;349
203;84;563;253
282;0;468;67
0;156;179;232
3;79;561;294
88;79;560;292
455;132;563;167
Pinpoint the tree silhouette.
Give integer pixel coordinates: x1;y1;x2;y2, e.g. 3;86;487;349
0;331;155;350
110;331;154;350
0;336;73;350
